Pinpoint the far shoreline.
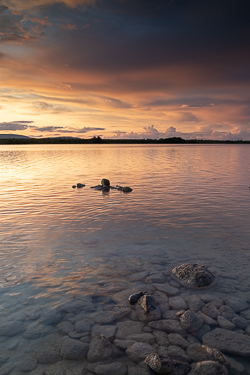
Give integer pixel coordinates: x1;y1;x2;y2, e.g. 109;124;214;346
0;136;250;145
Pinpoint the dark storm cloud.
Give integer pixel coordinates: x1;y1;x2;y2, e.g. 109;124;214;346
33;126;105;133
39;0;250;82
0;120;34;131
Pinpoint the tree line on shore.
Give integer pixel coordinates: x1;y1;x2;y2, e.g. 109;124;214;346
0;136;249;145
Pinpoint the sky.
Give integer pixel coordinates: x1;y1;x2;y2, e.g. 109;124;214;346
0;0;250;140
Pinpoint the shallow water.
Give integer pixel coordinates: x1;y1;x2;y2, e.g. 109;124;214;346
0;144;250;373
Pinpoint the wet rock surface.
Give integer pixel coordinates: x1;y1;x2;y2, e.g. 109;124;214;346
145;353;191;375
171;263;216;288
2;261;250;375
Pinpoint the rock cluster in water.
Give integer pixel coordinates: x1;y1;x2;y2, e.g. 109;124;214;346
72;178;133;192
1;263;250;375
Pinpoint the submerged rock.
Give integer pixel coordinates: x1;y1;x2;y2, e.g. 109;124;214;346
126;342;155;362
179;310;203;332
61;338;89;360
188;360;228;375
202;328;250;357
145;353;191;375
171;263;216;288
87;335;112;363
186;343;227;364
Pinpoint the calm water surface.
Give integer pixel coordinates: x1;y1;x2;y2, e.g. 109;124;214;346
0;144;250;372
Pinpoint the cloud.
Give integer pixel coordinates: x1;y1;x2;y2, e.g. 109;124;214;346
0;120;34;131
61;23;77;31
33;101;71;113
34;126;64;132
75;127;105;133
109;124;250;141
1;0;96;11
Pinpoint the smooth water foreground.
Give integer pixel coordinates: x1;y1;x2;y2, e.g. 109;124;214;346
0;144;250;374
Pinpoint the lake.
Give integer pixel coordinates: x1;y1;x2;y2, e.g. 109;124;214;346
0;144;250;374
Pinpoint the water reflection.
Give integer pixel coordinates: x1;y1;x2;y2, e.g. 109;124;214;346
0;144;250;372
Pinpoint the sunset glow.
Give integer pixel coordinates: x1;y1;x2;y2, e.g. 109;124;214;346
0;0;249;140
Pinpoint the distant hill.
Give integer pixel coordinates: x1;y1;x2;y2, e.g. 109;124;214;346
0;134;30;139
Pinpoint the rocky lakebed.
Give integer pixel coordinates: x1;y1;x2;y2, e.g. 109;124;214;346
1;260;250;375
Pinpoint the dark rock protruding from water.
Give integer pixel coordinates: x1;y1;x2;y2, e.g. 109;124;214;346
101;178;110;187
145;353;191;375
122;186;133;192
138;295;156;313
171;263;216;288
129;291;144;305
76;183;85;188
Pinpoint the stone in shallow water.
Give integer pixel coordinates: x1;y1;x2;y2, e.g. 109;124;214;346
188;360;228;375
92;325;116;341
179;310;203;332
113;339;137;350
153;283;180;296
223;296;248;313
149;320;186;336
0;363;15;375
185;295;204;312
128;361;155;375
126;342;155;362
60;338;89;360
57;321;74;335
115;321;144;340
186;343;226;364
0;321;26;337
171;263;216;288
129;333;156;345
95;362;127;375
202;328;250;357
23;322;53;339
135;304;162;323
138;295;156;313
168;333;189;349
19;358;38;372
217;316;235;330
145;353;191;375
169;296;187;310
75;320;91;333
160;345;191;364
87;335;112;363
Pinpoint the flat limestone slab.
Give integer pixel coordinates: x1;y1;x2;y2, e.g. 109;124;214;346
202;328;250;357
